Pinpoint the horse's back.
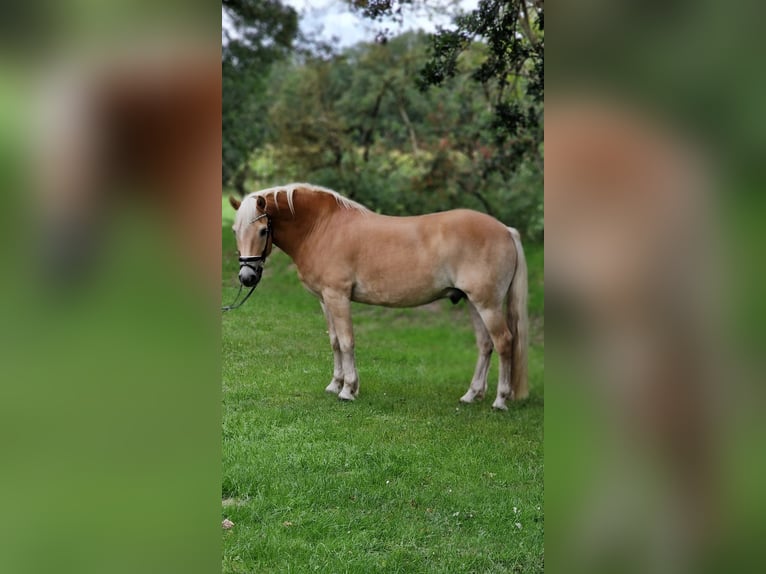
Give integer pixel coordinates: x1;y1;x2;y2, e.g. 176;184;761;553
354;208;511;242
412;209;516;262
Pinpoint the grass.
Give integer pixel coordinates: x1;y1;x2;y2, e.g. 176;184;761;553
222;201;544;573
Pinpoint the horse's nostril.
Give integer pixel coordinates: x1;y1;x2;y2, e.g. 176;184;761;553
238;267;256;286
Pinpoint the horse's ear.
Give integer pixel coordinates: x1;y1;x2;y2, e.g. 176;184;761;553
229;196;241;211
256;195;266;211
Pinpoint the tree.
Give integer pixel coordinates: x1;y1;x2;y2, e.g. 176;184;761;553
350;1;544;238
222;0;298;189
266;33;438;207
419;0;543;163
352;0;542;158
253;0;544;238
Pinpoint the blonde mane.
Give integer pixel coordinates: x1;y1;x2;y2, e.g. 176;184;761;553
244;183;370;218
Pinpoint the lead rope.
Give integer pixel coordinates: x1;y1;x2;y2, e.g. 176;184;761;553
222;282;257;312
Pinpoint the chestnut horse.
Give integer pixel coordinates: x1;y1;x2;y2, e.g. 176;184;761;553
229;184;528;410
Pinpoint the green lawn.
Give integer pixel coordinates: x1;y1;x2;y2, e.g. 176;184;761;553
222;203;544;573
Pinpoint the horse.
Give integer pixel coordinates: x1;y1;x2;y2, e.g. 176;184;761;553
229;183;528;410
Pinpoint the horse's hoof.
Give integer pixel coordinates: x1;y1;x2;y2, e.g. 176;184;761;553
338;391;356;401
461;388;485;403
491;400;509;411
325;381;342;395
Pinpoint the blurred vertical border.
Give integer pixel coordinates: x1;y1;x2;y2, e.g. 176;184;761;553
547;0;766;572
0;2;222;574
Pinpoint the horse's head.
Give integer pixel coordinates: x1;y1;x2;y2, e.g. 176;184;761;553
230;195;272;288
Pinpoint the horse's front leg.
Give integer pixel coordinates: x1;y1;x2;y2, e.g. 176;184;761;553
322;291;358;401
320;301;344;395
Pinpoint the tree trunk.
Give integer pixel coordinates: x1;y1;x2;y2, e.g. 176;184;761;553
398;100;419;156
362;80;392;162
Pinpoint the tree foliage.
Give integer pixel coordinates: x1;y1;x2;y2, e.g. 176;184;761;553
421;1;543;156
222;0;298;187
354;1;543;165
224;1;544;241
257;30;542;239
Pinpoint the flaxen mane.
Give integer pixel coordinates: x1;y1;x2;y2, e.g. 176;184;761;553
245;183;370;218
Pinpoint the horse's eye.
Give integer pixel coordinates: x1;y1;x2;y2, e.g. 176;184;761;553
260;228;268;237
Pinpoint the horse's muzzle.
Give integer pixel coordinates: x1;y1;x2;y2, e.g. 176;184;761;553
238;258;264;288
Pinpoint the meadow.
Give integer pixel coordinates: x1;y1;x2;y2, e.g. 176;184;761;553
222;203;544;573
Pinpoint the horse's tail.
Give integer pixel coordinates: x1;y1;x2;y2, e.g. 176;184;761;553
507;227;529;400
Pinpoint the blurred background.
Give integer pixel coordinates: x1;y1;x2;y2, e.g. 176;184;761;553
0;2;221;574
546;1;766;573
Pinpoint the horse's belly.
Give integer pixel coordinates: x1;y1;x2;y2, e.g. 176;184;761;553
351;277;449;308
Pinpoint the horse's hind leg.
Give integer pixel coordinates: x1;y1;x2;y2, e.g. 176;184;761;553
320;301;344;395
460;302;493;404
473;304;513;411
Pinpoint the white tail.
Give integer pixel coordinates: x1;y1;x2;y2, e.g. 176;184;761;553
508;228;529;400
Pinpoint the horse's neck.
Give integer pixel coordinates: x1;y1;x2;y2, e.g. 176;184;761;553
271;217;310;260
270;193;335;261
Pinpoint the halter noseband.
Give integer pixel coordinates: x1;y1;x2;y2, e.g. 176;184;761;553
222;212;272;312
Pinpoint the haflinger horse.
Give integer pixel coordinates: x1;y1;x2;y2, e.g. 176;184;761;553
229;183;528;410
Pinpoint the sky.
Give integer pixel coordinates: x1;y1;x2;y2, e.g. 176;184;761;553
281;0;477;48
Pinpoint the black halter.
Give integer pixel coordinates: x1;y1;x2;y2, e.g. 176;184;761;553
222;213;272;312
